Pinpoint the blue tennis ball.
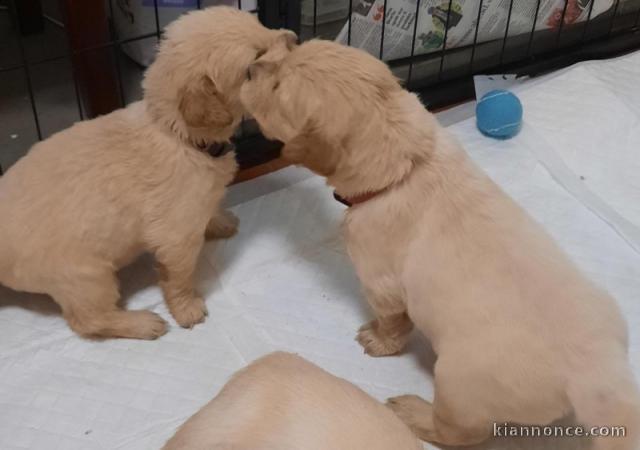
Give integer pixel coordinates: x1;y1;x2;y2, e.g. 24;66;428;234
476;89;523;139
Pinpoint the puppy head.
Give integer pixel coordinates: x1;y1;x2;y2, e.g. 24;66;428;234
241;40;428;195
143;7;296;147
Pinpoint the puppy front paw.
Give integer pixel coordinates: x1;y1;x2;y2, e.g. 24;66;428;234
205;210;239;240
169;295;208;328
356;320;407;357
130;311;169;340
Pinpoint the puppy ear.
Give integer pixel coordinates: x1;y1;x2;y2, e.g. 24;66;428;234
282;122;340;177
178;75;233;129
277;29;298;50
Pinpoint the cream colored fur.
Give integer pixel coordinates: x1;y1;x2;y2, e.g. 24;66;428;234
240;40;640;449
0;7;294;340
163;352;423;450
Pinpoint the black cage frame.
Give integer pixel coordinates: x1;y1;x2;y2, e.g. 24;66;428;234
1;0;640;175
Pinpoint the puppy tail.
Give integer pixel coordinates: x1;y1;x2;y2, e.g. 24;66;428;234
568;360;640;450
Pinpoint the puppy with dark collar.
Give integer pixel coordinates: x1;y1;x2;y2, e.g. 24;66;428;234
0;7;295;339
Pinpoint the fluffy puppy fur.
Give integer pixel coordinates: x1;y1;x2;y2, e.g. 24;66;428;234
0;7;295;339
240;40;640;449
163;352;422;450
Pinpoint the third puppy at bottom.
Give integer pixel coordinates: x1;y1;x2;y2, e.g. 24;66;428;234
163;352;422;450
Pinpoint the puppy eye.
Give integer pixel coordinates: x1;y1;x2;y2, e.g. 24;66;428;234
273;81;280;91
246;67;252;81
255;49;266;59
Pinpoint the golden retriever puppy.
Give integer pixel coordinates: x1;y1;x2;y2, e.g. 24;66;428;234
0;7;295;339
163;352;422;450
240;40;640;450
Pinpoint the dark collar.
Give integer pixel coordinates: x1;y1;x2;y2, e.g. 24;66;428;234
204;141;235;158
333;188;387;207
332;157;421;207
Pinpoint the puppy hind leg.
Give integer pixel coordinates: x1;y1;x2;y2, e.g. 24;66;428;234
387;395;491;446
386;395;437;440
569;363;640;450
388;358;493;446
54;269;167;340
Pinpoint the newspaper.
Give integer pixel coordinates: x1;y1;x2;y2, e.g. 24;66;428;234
336;0;614;61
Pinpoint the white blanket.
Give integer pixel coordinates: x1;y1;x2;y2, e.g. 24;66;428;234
1;51;639;450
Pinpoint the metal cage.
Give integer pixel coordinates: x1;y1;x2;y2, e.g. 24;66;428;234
1;0;640;174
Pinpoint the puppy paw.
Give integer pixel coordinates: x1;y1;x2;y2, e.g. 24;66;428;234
169;295;208;328
387;395;434;435
356;320;406;357
129;311;169;340
205;210;239;240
